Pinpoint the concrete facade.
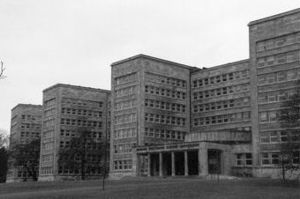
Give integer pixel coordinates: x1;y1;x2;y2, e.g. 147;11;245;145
38;84;110;181
7;104;42;182
110;8;300;179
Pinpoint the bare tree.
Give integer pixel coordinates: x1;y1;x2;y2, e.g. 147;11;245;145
0;61;5;79
0;131;9;183
10;138;41;181
279;81;300;182
58;128;105;180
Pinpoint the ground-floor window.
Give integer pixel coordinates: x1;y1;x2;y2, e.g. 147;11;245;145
113;159;133;171
235;153;252;166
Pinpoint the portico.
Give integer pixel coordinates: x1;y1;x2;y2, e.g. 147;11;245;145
136;142;232;177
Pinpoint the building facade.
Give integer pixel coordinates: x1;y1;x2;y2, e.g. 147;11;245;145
7;104;43;182
38;84;110;181
110;8;300;179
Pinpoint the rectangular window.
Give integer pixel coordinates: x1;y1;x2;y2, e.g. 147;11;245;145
259;112;268;123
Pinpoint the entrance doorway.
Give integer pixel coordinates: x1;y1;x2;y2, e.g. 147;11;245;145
188;150;199;175
207;149;222;174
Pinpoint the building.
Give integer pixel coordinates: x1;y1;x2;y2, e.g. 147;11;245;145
109;8;300;179
38;84;110;181
6;104;43;182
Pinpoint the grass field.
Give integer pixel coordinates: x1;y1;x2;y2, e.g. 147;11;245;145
0;177;299;199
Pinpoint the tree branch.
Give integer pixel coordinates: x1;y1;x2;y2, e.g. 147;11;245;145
0;61;5;78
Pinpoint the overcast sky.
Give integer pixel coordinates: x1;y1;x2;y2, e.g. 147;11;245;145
0;0;299;134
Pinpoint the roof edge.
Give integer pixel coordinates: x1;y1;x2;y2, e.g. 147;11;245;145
43;83;111;93
11;104;42;111
248;8;300;26
191;59;249;75
111;54;198;70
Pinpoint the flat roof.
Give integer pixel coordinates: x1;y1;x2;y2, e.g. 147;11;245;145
43;83;111;93
248;8;300;26
111;54;199;71
191;59;249;75
11;104;42;111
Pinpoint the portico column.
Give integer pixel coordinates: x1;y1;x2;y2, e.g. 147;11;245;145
184;151;188;176
171;152;175;176
199;148;208;175
159;152;163;177
147;153;151;177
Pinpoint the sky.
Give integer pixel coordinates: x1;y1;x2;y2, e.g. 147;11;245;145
0;0;299;134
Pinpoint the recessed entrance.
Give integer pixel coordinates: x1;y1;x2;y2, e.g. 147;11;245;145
188;150;199;175
208;149;222;174
150;153;159;176
175;152;184;175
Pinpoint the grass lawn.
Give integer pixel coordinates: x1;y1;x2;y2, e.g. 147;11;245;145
0;177;299;199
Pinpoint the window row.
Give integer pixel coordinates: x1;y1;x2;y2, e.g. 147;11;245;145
114;128;137;139
58;165;103;175
259;111;281;123
114;99;137;111
60;129;104;139
115;86;136;98
193;84;250;100
113;159;133;170
192;70;249;88
62;98;103;108
20;131;40;138
145;72;187;88
61;107;102;117
145;113;186;126
261;151;300;165
60;118;102;128
59;140;102;150
258;89;297;104
21;114;41;121
113;143;133;154
193;97;250;113
145;99;186;113
256;32;300;52
258;69;300;86
21;123;41;130
40;167;53;175
260;131;300;144
257;51;299;68
115;72;137;85
145;85;186;100
193;112;251;127
235;153;252;166
114;113;137;125
144;128;185;140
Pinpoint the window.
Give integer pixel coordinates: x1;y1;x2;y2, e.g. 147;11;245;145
259;112;268;123
260;132;269;143
270;131;279;143
261;153;270;165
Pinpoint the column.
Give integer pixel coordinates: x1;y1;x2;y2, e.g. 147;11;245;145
159;152;163;177
147;153;151;177
171;152;175;176
184;151;188;176
199;148;208;176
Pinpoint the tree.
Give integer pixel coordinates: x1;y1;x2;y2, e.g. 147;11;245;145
279;82;300;182
10;138;41;181
0;132;9;183
58;128;105;180
0;61;5;79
